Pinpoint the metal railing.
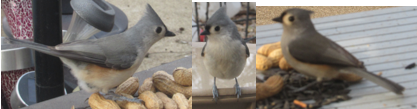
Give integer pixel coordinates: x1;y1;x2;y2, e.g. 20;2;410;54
193;2;256;42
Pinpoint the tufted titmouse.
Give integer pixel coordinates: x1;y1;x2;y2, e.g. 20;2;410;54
193;2;241;23
6;4;175;96
200;7;250;102
273;8;404;94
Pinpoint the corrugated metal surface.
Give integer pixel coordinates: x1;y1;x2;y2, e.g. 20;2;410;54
256;6;417;109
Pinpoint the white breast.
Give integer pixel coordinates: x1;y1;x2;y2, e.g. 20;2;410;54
203;39;247;79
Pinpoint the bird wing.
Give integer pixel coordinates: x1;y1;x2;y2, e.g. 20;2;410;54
6;37;115;69
288;34;361;67
55;36;138;70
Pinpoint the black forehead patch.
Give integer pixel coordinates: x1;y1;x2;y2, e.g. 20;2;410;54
280;12;287;18
205;25;211;30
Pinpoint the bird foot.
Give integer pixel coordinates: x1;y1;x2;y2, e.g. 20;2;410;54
292;81;318;93
213;84;219;103
101;91;142;103
234;78;242;99
234;82;241;99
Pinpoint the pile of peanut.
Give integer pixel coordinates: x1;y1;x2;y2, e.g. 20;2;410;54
88;67;192;109
255;42;363;101
256;42;292;71
256;75;284;101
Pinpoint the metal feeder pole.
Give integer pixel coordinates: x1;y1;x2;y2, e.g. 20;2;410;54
194;2;200;41
205;2;209;22
32;0;65;102
245;2;250;39
205;2;209;42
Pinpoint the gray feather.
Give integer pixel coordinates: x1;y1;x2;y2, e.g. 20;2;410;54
205;6;249;57
206;7;230;26
288;33;361;67
281;8;404;94
5;37;109;68
56;35;139;69
143;4;165;27
341;67;404;94
58;4;169;69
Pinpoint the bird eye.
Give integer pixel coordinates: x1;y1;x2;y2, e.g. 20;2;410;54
156;27;162;33
289;16;295;22
215;26;220;31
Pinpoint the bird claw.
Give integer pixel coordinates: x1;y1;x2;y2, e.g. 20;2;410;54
213;85;219;103
234;78;241;99
292;81;318;93
234;84;241;99
234;82;241;99
114;96;142;103
100;91;142;103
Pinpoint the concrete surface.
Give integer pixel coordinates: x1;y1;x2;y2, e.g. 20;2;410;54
256;6;395;26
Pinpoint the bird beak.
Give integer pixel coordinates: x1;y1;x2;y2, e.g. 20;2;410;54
272;17;282;23
165;31;176;37
200;30;210;35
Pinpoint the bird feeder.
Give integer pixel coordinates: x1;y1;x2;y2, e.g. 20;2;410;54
64;0;115;42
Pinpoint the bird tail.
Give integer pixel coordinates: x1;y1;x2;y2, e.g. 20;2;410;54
5;37;106;66
343;67;405;94
5;37;60;56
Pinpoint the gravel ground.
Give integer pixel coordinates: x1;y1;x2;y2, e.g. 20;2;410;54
256;6;395;26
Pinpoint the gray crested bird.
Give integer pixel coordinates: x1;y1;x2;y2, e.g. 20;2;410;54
273;8;404;94
200;6;250;102
6;4;175;101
